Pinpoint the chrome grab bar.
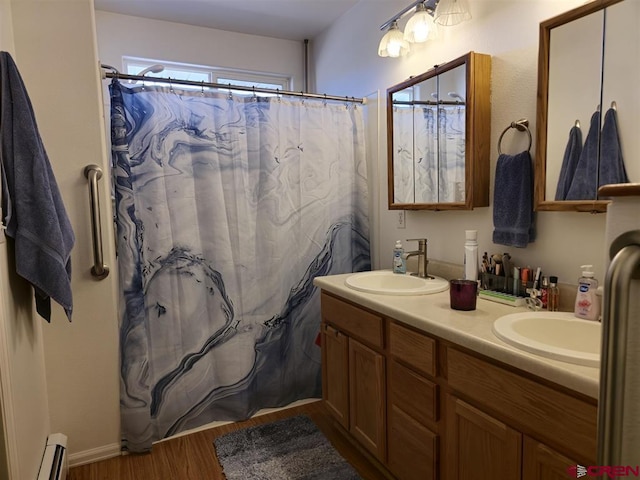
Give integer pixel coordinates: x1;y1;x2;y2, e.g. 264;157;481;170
598;230;640;465
83;164;110;280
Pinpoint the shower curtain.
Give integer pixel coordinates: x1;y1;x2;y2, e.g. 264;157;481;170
392;104;463;203
109;79;370;452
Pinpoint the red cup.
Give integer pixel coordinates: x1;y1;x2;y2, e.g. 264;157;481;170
450;279;478;311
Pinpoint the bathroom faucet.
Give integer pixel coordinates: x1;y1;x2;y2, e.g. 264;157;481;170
405;238;433;279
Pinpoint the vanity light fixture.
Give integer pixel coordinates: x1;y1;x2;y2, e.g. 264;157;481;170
404;2;437;43
378;0;471;57
378;20;410;58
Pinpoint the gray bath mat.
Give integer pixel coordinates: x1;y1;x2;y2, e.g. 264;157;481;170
213;414;362;479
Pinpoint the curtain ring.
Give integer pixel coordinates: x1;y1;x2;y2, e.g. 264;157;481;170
323;93;327;107
200;80;205;96
228;83;233;100
168;76;174;93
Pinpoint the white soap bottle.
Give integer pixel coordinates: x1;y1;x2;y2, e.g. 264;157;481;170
464;230;478;281
393;240;406;274
574;265;600;321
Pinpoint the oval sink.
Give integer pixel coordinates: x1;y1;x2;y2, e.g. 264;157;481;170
492;312;601;367
345;271;449;296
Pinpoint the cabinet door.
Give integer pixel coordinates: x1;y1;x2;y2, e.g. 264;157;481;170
349;338;386;462
322;323;349;429
523;436;578;480
388;404;438;480
446;395;521;480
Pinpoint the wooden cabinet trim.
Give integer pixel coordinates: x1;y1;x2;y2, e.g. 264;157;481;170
389;359;438;425
389;321;437;377
349;339;387;462
322;323;350;429
388;404;439;480
523;435;580;480
446;394;522;480
321;292;384;349
446;347;597;462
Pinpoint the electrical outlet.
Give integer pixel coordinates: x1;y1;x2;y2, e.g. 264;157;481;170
397;210;406;229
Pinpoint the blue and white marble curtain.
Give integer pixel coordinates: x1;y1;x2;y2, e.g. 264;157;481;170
392;104;464;203
109;80;370;452
438;105;466;202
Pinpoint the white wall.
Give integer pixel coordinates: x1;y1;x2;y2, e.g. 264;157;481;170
0;2;52;479
95;11;305;90
313;0;609;285
9;0;121;464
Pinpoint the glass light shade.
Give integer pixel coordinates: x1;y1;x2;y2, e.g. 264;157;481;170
404;4;435;43
378;21;410;57
434;0;472;26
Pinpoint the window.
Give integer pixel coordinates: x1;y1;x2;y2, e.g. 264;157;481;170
122;57;291;96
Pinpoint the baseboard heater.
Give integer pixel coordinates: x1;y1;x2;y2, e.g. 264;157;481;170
37;433;68;480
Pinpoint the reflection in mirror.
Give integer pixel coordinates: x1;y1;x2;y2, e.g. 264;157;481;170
536;0;639;212
392;75;438;203
388;52;490;210
437;65;466;203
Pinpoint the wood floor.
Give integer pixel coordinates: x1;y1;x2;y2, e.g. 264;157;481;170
68;400;391;480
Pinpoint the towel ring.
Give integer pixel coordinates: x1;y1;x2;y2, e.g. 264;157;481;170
498;118;532;155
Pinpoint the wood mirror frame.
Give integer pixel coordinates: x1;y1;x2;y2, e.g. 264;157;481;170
535;0;626;213
387;52;491;211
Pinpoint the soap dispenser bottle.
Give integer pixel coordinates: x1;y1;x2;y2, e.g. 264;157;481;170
393;240;406;274
574;265;600;321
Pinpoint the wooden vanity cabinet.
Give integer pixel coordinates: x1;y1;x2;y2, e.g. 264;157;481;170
387;322;439;480
319;290;597;480
445;347;597;480
522;436;580;480
321;293;386;462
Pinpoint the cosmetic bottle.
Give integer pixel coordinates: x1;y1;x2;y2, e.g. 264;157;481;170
393;240;406;274
574;265;600;320
540;276;549;309
548;276;560;312
464;230;478;281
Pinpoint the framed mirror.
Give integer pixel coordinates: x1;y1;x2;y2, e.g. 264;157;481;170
387;52;491;210
535;0;640;212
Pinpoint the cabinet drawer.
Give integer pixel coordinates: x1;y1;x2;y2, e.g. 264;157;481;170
321;293;384;349
447;348;597;462
390;359;438;424
388;404;438;480
389;321;436;377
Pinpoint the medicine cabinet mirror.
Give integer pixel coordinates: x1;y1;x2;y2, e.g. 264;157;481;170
535;0;639;212
387;51;491;210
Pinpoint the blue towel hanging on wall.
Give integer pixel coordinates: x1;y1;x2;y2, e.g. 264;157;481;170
493;150;535;248
554;124;582;200
0;51;75;321
599;106;629;189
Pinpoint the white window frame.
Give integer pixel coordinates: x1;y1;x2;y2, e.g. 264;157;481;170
122;57;291;95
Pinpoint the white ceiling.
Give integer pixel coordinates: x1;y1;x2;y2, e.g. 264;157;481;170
94;0;361;41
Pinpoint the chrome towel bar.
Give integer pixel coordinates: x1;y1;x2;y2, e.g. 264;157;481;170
84;164;109;280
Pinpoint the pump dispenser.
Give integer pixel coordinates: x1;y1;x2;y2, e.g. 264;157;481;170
393;240;406;274
574;265;600;321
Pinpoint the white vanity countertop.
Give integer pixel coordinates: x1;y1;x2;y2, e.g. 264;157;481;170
314;273;600;399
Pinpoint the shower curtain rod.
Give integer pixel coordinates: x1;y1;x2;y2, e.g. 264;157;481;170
100;66;365;104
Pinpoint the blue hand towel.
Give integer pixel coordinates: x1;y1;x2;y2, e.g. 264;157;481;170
0;51;75;321
554;124;582;200
492;150;535;248
565;110;600;200
599;107;629;189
